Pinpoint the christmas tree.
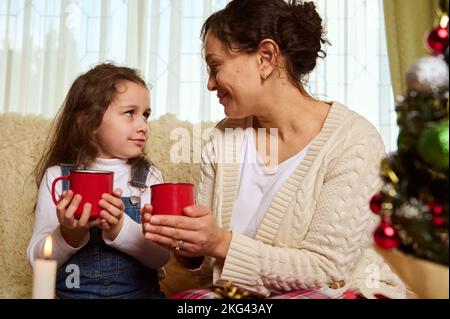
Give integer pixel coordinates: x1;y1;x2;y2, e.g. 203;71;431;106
372;0;449;266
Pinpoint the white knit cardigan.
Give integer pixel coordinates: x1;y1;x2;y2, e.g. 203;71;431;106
193;102;406;299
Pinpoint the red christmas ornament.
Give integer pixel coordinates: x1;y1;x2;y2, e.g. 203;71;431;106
374;224;400;250
370;193;383;214
427;26;449;55
432;216;445;228
427;202;444;215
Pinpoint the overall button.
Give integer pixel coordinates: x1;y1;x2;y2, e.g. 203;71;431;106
130;196;140;206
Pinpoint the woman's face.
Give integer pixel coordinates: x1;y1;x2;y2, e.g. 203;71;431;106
204;31;264;119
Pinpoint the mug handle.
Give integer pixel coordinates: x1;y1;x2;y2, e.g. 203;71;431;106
51;176;70;205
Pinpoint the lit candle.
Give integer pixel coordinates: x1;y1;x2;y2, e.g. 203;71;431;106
32;235;57;299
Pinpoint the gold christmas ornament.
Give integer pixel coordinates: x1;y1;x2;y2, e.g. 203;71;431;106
329;280;346;290
214;281;252;299
381;159;399;184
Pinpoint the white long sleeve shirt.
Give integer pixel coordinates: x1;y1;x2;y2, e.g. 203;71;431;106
27;158;170;271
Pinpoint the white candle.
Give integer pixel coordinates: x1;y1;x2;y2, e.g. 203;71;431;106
32;235;57;299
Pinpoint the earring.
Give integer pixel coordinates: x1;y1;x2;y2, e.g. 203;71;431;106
262;74;267;81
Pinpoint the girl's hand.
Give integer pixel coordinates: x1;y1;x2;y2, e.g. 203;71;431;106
141;205;232;261
98;189;125;241
56;190;101;248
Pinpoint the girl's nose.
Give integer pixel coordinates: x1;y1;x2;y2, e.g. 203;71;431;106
137;120;149;134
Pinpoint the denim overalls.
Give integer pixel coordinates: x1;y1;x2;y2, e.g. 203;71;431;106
55;164;163;299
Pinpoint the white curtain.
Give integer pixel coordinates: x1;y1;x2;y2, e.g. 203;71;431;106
0;0;398;151
311;0;398;151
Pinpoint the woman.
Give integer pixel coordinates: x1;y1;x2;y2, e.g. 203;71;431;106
142;0;405;299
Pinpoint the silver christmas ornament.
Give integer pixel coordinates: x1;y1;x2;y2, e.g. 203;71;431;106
406;56;449;95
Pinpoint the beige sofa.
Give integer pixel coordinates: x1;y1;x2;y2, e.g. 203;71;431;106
0;113;214;298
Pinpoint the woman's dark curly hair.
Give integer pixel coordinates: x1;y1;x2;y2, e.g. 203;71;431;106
201;0;329;90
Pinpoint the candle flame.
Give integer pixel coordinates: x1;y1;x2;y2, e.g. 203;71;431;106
43;235;53;258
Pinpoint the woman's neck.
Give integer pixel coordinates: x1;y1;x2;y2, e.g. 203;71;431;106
254;84;331;142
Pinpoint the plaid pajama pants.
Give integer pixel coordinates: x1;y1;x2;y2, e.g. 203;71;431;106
170;287;363;299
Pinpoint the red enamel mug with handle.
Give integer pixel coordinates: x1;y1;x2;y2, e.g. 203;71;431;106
150;183;195;216
51;170;114;220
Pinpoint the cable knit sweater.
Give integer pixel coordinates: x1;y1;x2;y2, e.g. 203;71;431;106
193;102;406;299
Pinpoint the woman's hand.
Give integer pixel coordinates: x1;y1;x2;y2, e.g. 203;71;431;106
140;204;153;236
97;189;125;241
141;205;232;261
56;190;100;248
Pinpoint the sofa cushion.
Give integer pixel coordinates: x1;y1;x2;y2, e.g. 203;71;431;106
0;112;216;298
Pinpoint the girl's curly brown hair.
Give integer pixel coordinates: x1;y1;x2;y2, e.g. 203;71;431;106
35;63;156;186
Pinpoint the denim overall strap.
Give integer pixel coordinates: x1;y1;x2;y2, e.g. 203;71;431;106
56;165;162;299
60;164;79;191
128;162;149;189
124;164;149;221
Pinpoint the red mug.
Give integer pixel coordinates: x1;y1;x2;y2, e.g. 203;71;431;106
150;183;195;216
51;170;114;220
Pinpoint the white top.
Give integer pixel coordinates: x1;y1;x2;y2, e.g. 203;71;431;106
231;124;309;238
27;158;171;272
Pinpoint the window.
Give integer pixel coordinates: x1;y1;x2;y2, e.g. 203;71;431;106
0;0;398;151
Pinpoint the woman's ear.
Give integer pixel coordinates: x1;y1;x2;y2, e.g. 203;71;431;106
258;39;280;80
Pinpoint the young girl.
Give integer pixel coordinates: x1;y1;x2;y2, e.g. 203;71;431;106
27;63;170;299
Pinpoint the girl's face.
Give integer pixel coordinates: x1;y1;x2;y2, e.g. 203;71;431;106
94;81;151;159
204;31;265;119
